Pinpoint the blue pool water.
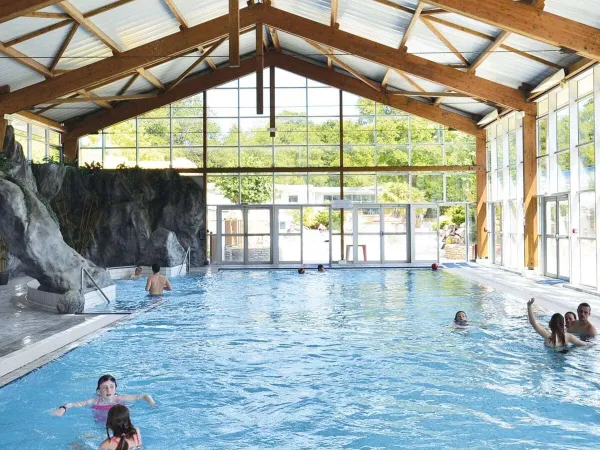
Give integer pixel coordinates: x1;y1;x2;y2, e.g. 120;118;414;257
2;269;600;449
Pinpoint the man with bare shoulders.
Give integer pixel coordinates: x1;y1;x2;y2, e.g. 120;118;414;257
145;263;172;296
569;302;597;337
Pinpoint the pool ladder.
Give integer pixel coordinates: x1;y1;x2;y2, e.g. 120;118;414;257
178;247;191;276
81;267;111;304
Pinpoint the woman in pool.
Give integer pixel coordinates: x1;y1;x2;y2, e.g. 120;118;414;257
100;405;142;450
565;311;577;332
454;311;468;326
52;374;155;417
527;299;587;348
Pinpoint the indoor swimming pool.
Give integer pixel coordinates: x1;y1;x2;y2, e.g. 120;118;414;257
1;269;600;448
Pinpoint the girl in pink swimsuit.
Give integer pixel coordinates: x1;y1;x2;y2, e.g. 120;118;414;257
52;374;156;421
100;405;142;449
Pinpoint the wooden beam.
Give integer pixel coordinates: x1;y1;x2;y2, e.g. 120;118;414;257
137;68;165;91
426;0;600;61
0;117;7;151
395;70;426;92
372;0;414;15
0;41;53;77
475;135;488;258
0;85;10;95
24;11;70;19
468;30;510;73
40;93;157;103
329;0;339;69
523;112;537;269
199;46;219;71
269;52;483;136
268;27;281;52
178;165;482;174
229;0;240;67
262;6;533;112
168;37;227;92
164;0;189;29
59;1;121;54
15;111;65;132
381;70;392;90
84;0;136;17
421;17;469;66
49;23;79;73
116;74;138;96
389;91;469;97
0;6;262;115
65;58;260;139
0;0;62;24
4;20;74;47
256;24;264;114
62;135;79;162
399;2;424;50
76;90;112;109
305;40;382;92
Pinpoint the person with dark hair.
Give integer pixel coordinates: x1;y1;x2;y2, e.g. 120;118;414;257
298;268;305;274
52;374;155;418
569;302;597;337
527;299;587;348
565;311;577;332
454;311;467;326
145;263;172;295
100;405;142;449
129;266;142;280
317;264;325;272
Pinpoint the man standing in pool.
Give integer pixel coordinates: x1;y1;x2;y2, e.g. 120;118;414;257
569;303;597;337
145;263;172;295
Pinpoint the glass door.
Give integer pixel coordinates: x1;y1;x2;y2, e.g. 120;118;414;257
412;205;439;262
247;207;272;263
382;206;409;262
543;196;569;280
218;206;272;264
275;206;302;263
492;203;503;265
219;207;244;263
354;204;381;262
438;203;468;262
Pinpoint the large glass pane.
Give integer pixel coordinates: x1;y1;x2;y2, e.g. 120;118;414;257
308;118;339;145
557;151;570;192
275;88;306;115
538;156;548;195
222;237;244;263
558;239;569;279
240;147;272;167
207;118;238;146
274;174;307;204
344;174;376;202
377;174;410;203
104;148;136;168
308;173;340;205
377;146;408;166
138;148;170;168
446;173;476;202
545;201;556;235
545;237;556;275
221;209;243;234
411;117;441;143
239;88;270;118
207;147;238;168
496;137;503;168
208;175;239;204
275;146;307;167
248;236;271;262
415;235;437;261
508;133;517;165
556;107;569;151
105;120;136;148
411;145;442;165
578;96;594;144
279;235;301;262
580;191;596;238
240;117;271;145
241;174;273;204
207;89;238;117
578;75;593;98
173;147;202;168
558;199;569;236
31;140;46;163
172;118;203;146
383;207;407;233
580;239;597;287
537;117;548;156
248;209;271;234
377;116;409;145
275;116;307;146
383;235;407;262
308;87;339;116
494;233;502;265
415;207;437;233
579;143;595;190
308;146;339;167
356;235;380;262
302;206;330;264
80;148;102;167
412;174;443;202
138;118;169;147
344;146;376;166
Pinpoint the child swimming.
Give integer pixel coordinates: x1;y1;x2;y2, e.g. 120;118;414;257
52;374;155;419
100;405;142;450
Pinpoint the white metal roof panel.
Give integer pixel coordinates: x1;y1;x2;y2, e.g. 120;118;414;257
545;0;600;28
271;0;330;25
503;34;582;68
277;31;328;65
440;97;495;117
476;51;557;90
208;30;257;67
334;54;387;82
386;71;446;93
147;51;210;86
427;12;501;37
87;0;180;52
42;103;104;123
39;5;67;13
55;26;113;71
13;25;72;68
89;73;153;97
407;21;465;65
338;0;410;49
175;0;249;27
0;17;63;42
69;0;115;15
0;58;45;92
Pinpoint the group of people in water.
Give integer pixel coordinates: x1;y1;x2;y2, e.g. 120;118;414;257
454;299;597;349
130;264;172;296
298;264;326;274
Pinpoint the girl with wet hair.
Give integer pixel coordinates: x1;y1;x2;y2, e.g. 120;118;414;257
565;311;577;331
100;405;142;450
527;298;588;348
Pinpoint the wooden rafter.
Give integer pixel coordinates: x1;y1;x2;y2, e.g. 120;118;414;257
262;6;532;112
398;2;423;51
49;23;79;73
4;20;74;47
116;74;139;96
395;70;426;92
0;0;62;24
39;93;157;103
381;70;393;90
268;26;281;52
24;11;70;19
77;90;112;109
229;0;240;67
199;46;219;70
164;0;189;29
0;41;53;77
59;1;121;54
305;40;381;91
256;24;264;114
372;0;414;15
168;37;228;91
388;91;468;97
329;0;339;69
137;68;165;91
16;111;65;132
427;0;600;61
0;5;262;115
421;17;469;66
64;53;483;140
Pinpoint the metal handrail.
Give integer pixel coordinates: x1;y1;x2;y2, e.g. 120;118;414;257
178;247;190;275
81;267;111;304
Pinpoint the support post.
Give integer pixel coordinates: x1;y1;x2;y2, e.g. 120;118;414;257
476;135;488;258
256;23;264;114
339;88;345;260
523;113;538;269
203;90;208;263
229;0;240;67
0;117;7;151
62;136;79;164
269;66;275;137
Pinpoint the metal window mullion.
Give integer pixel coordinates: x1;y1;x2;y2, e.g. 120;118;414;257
169;104;173;169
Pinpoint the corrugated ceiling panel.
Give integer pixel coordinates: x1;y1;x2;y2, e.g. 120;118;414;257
440;97;494;117
271;0;330;25
13;25;72;68
407;21;464;65
277;31;328;65
545;0;600;28
209;30;256;67
386;71;446;93
338;0;410;49
503;34;582;68
55;26;112;71
476;52;556;90
147;51;205;85
39;5;66;13
88;0;179;51
88;74;155;98
0;17;63;42
0;58;45;92
175;0;248;27
334;54;387;82
428;12;500;37
42;103;103;123
69;0;115;15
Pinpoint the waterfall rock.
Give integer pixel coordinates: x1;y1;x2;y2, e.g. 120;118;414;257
140;228;186;267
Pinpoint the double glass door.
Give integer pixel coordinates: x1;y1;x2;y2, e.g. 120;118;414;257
275;206;331;265
217;206;272;264
351;205;409;262
543;196;570;280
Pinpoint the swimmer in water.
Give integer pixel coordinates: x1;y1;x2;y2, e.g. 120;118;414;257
454;310;468;326
527;298;588;348
565;311;577;332
100;405;142;450
52;374;155;417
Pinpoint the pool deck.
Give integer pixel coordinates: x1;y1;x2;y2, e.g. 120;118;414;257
1;264;599;387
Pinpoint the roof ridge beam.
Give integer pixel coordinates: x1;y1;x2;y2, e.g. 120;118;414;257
0;0;63;24
425;0;600;61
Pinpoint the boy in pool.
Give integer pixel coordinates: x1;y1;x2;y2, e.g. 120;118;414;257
52;374;155;418
454;311;468;326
